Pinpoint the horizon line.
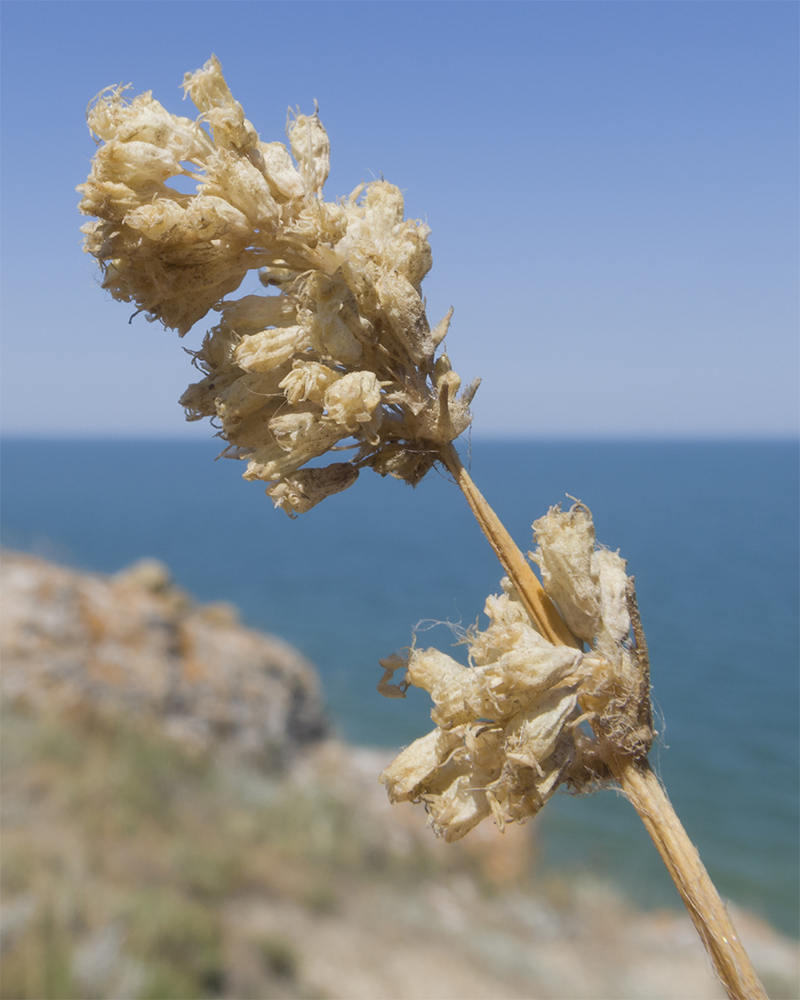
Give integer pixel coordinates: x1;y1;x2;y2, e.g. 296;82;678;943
1;433;798;445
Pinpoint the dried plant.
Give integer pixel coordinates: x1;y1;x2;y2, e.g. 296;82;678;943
78;56;767;1000
78;55;476;515
379;504;651;843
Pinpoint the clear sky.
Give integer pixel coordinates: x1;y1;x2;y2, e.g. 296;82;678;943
1;0;797;438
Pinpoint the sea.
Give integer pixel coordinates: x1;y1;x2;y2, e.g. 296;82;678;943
1;437;797;937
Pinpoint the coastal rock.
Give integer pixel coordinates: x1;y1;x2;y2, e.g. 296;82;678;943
0;551;327;766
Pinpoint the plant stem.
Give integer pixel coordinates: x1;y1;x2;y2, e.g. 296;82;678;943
439;441;767;1000
439;443;580;649
610;757;767;1000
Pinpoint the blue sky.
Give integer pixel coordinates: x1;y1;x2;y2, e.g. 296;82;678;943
1;0;797;438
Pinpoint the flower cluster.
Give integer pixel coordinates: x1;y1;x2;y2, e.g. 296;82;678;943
78;56;478;513
379;503;652;842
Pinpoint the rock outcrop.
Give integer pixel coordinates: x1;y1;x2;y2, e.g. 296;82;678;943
0;551;327;766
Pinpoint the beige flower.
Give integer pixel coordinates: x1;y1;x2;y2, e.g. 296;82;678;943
78;56;478;513
379;576;584;842
379;502;653;842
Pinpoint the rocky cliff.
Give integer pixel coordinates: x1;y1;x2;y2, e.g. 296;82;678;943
1;552;327;766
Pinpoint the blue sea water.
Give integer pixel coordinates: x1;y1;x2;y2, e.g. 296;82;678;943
1;438;798;936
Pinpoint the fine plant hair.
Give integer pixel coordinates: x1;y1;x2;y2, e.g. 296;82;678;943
78;56;768;1000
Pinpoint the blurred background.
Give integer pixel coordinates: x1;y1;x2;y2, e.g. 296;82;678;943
1;2;797;998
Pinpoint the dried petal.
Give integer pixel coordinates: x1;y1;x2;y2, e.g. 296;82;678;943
212;369;288;428
202;149;279;227
324;371;382;431
266;462;358;516
216;294;297;332
423;773;493;843
380;726;465;802
234;326;310;373
533;504;601;642
257;141;306;200
406;648;482;728
182;54;258;150
376;271;433;364
97;139;182;184
504;688;578;770
594;548;631;648
279;361;339;406
242;411;343;482
287;110;330;193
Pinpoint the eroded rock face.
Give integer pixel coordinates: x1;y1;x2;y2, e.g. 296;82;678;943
1;552;327;766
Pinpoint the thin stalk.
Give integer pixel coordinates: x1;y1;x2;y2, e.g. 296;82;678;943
610;758;767;1000
439;442;580;649
439;441;767;1000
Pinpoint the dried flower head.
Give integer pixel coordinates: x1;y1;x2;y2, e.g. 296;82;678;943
379;502;653;842
78;56;478;513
